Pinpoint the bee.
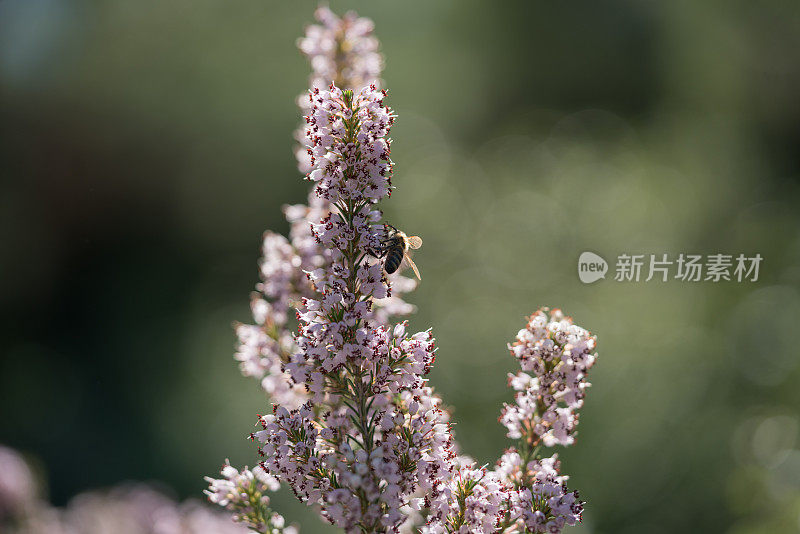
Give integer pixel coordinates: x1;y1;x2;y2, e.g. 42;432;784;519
378;224;423;280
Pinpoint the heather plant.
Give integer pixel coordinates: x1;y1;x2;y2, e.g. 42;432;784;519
0;445;258;534
206;7;598;534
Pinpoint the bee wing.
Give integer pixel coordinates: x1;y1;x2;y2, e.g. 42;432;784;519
403;254;422;280
407;236;423;249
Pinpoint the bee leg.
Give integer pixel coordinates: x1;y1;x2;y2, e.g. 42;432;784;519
370;235;393;258
365;245;387;259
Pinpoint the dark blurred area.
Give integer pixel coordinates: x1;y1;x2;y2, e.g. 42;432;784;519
2;1;800;533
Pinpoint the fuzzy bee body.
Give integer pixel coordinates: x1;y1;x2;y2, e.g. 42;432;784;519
384;237;406;274
377;225;423;280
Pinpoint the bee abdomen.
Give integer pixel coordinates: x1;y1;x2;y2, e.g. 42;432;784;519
384;248;404;274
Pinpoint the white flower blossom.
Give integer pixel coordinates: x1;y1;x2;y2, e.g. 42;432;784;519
496;452;583;534
233;7;416;412
298;6;382;94
212;8;600;534
501;308;597;447
244;85;456;533
295;5;383;174
0;447;282;534
204;460;292;534
0;446;37;524
422;462;507;534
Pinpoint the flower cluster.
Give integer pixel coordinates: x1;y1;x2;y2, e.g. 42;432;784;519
491;309;595;533
232;4;416;412
501;308;597;447
246;85;456;533
422;461;506;534
217;9;455;533
212;7;599;534
61;487;261;534
205;461;295;534
425;309;596;534
0;446;37;527
0;445;265;534
304;85;393;203
295;5;383;174
495;451;583;533
298;6;382;97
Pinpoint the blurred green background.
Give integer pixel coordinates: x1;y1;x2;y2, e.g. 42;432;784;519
2;0;800;532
